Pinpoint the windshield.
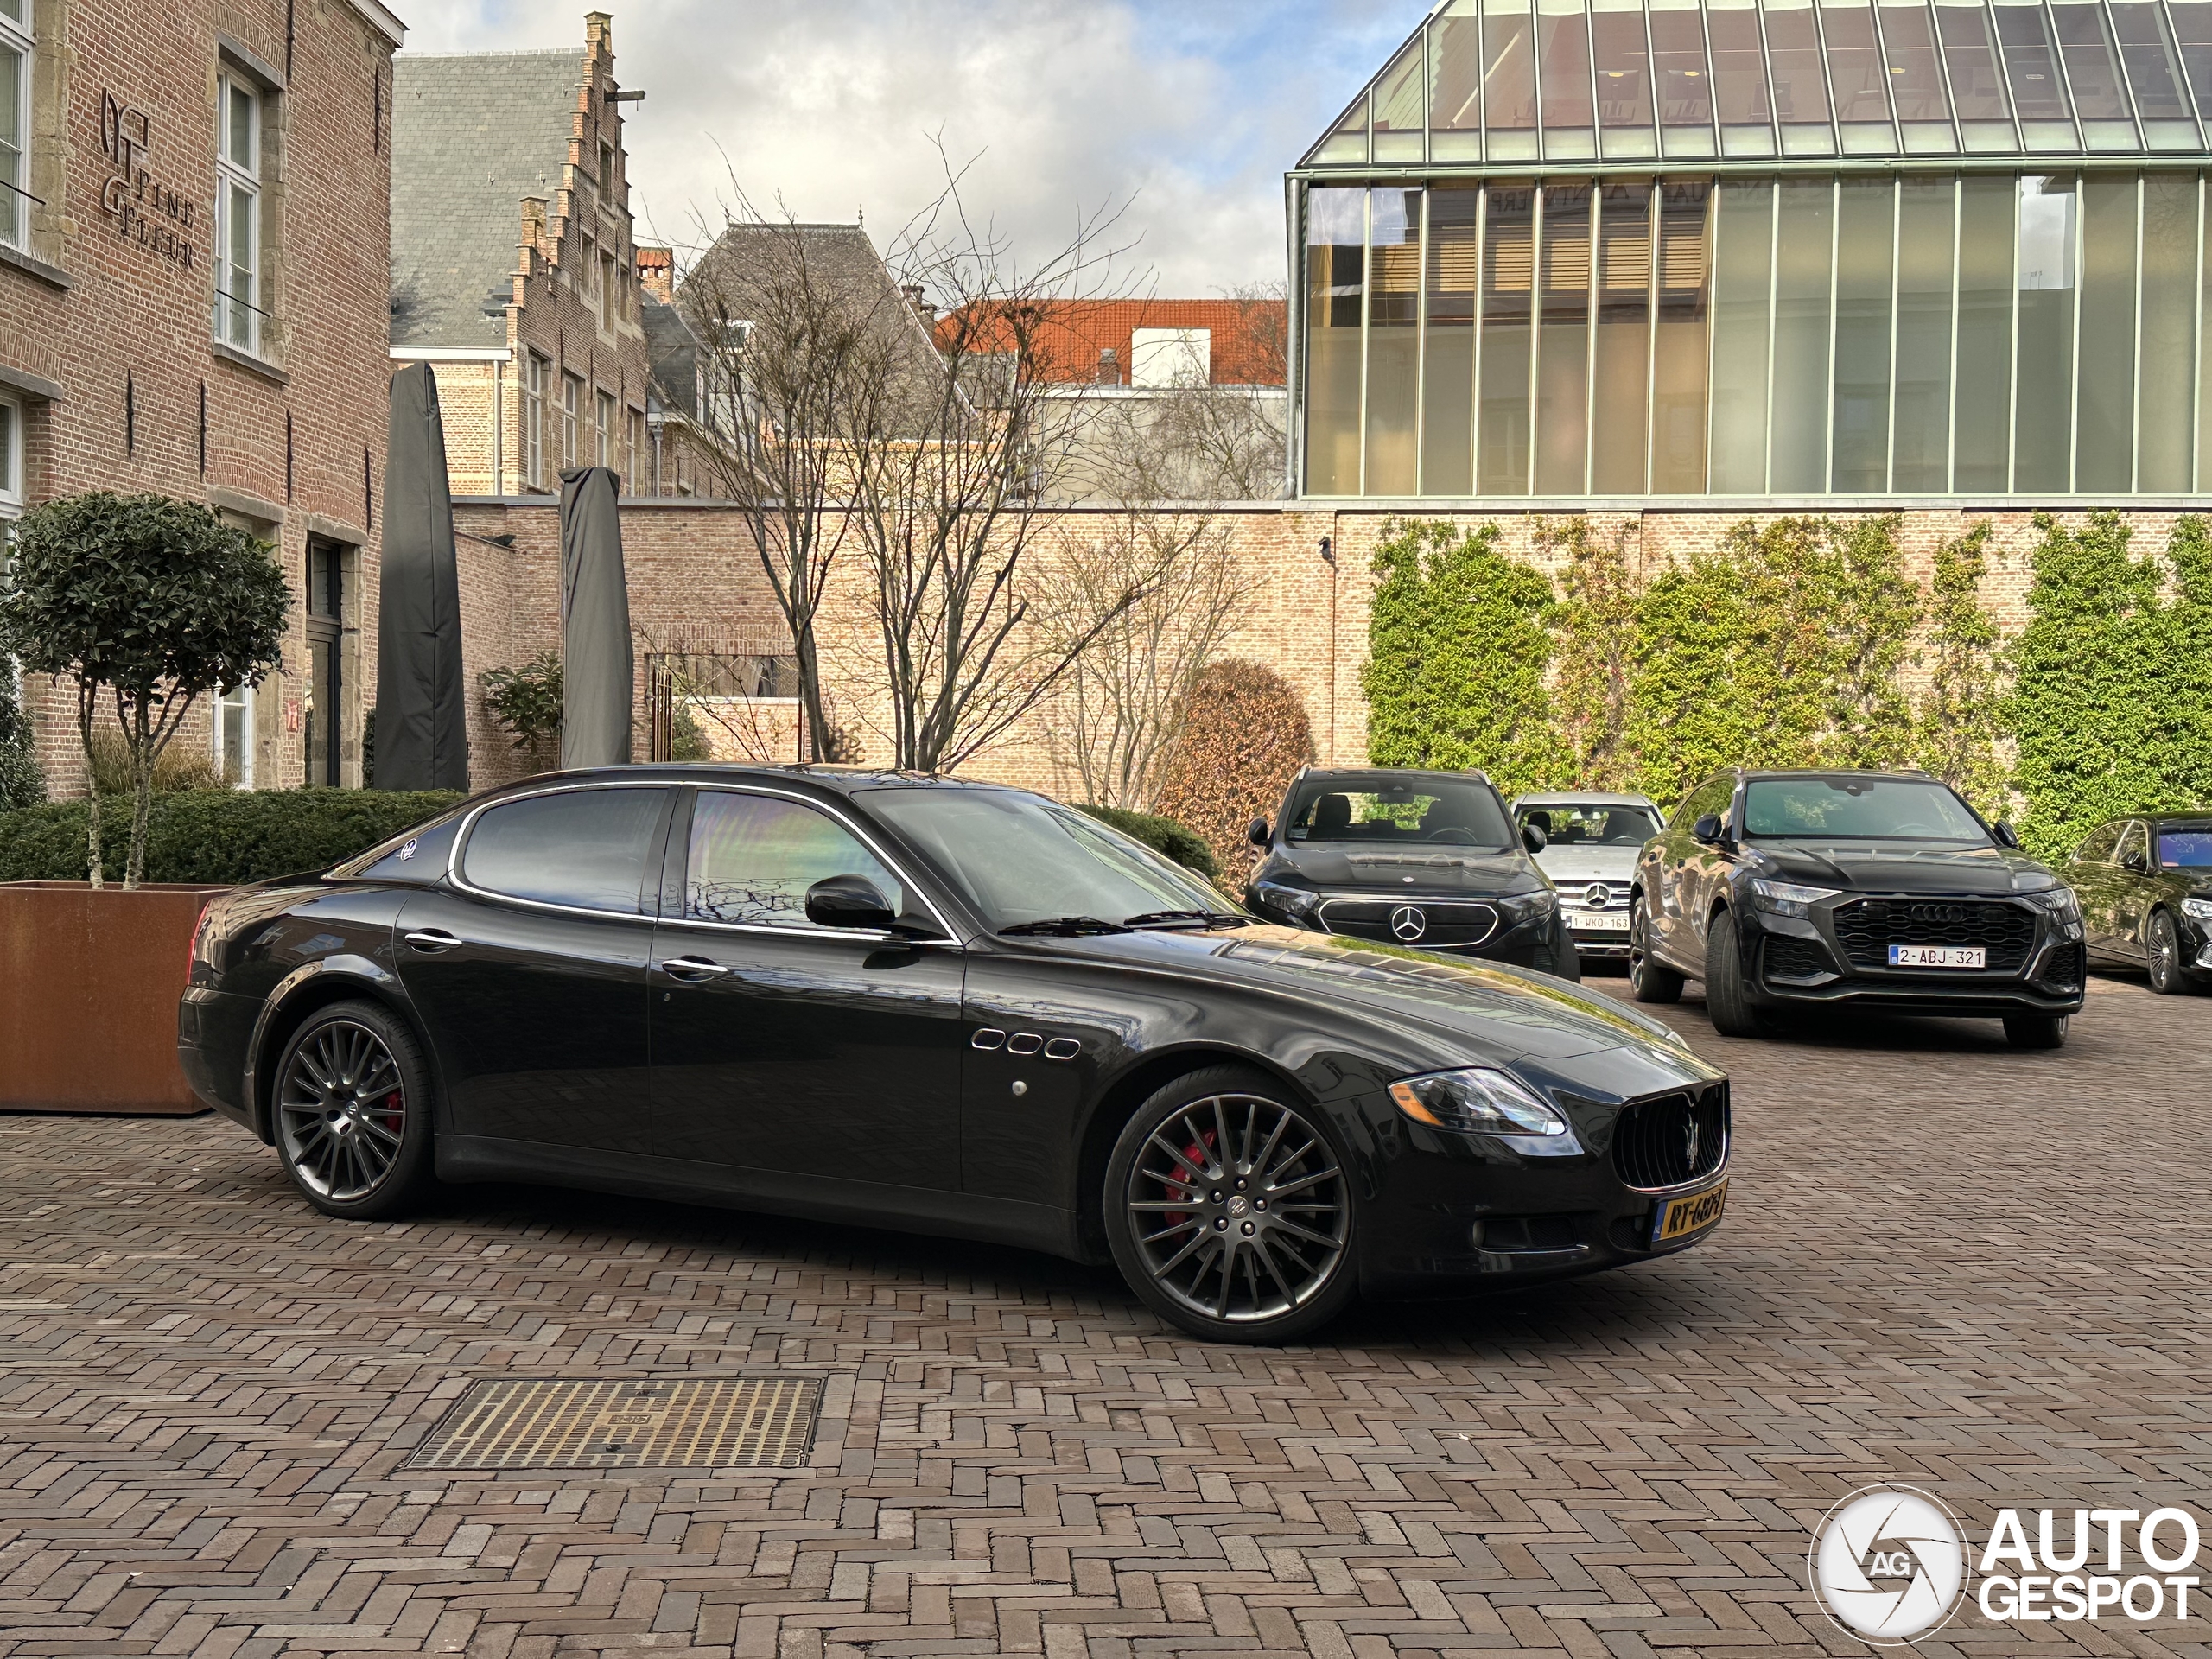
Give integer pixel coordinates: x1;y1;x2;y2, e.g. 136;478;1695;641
1515;802;1661;848
862;789;1235;930
1286;778;1512;849
2158;825;2212;868
1741;777;1989;842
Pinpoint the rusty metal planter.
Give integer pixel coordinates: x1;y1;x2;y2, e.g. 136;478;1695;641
0;881;231;1115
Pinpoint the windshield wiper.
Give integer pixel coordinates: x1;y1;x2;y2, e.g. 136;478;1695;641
998;915;1131;937
1120;909;1244;929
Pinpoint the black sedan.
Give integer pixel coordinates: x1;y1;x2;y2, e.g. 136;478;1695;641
1630;768;2086;1047
1243;766;1580;978
179;766;1729;1344
2062;812;2212;994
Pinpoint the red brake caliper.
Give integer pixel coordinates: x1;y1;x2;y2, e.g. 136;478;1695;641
1162;1129;1217;1228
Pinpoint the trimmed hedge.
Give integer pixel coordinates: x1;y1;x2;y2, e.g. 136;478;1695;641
0;788;465;885
1077;804;1220;881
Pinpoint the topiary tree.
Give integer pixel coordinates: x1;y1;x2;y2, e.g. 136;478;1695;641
0;664;41;810
0;492;288;889
481;651;563;767
1154;658;1315;879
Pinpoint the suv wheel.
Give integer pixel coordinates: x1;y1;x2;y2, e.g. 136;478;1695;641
1628;897;1683;1004
2003;1013;2069;1049
1702;913;1768;1039
2146;911;2188;995
1104;1065;1357;1344
273;1000;439;1218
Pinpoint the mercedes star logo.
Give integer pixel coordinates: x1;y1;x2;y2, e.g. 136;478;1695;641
1389;905;1427;942
1584;883;1611;909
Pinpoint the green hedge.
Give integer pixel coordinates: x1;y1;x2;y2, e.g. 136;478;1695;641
1077;804;1221;880
0;788;465;885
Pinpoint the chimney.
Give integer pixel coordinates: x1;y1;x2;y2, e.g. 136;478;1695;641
636;245;675;305
901;283;934;325
1096;347;1120;386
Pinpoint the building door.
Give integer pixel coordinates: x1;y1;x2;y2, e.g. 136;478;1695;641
303;537;345;785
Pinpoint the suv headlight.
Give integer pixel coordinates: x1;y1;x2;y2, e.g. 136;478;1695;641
1388;1067;1568;1136
2183;897;2212;923
1250;877;1321;925
1497;890;1558;927
2021;886;2080;919
1750;878;1839;919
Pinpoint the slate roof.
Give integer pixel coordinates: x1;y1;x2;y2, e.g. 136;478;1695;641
390;48;579;349
642;295;698;419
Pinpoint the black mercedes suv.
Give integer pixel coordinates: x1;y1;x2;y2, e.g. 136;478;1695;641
1243;767;1580;979
1628;768;2086;1046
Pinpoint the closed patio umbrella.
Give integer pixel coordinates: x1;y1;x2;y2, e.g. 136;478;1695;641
372;362;470;791
559;465;633;768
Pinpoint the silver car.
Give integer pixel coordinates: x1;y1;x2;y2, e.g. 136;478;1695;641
1510;792;1667;963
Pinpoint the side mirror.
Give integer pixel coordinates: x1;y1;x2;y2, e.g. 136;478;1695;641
1692;814;1726;846
1521;823;1548;854
804;874;898;931
1993;820;2021;850
2121;845;2148;873
1246;817;1270;849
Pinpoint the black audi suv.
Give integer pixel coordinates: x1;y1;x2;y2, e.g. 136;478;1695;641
1628;768;2086;1046
178;766;1728;1344
1243;767;1580;979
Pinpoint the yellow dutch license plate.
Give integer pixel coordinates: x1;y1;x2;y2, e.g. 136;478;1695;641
1651;1178;1728;1244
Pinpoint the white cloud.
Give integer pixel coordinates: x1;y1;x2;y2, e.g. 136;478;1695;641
401;0;1414;296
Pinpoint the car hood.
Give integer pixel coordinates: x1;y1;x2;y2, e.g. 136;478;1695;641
1532;845;1642;887
1263;844;1544;895
1023;923;1719;1089
1746;840;2058;895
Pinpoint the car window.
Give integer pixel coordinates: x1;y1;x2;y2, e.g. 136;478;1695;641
2115;822;2150;868
1672;778;1731;831
684;791;907;929
2071;822;2125;864
1515;803;1662;846
2156;823;2212;868
1740;777;1987;841
1284;778;1512;849
461;788;666;913
339;814;461;882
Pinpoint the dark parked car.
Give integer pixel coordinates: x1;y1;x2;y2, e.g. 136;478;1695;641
178;766;1729;1344
2062;813;2212;994
1243;767;1580;979
1629;768;2086;1048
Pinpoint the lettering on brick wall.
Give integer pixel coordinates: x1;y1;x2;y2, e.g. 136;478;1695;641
96;91;195;270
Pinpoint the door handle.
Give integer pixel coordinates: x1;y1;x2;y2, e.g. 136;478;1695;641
659;955;733;982
404;928;463;953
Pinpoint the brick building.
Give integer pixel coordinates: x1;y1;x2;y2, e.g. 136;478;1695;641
5;0;403;793
389;14;698;503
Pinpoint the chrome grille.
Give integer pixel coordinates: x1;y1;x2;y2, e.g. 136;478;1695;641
1832;898;2035;973
1611;1084;1729;1192
1319;898;1499;947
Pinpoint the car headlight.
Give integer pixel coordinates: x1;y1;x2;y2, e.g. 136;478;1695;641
1251;877;1322;925
1497;890;1558;927
2022;887;2081;921
2183;896;2212;923
1388;1066;1568;1136
1750;878;1839;919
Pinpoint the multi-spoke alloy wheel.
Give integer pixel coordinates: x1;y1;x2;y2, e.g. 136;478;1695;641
1106;1070;1356;1341
273;1001;436;1217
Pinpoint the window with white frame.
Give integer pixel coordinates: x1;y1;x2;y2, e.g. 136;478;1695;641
595;389;614;467
0;1;32;252
0;392;22;511
562;372;581;468
213;72;262;354
626;406;645;493
213;683;253;786
523;351;547;488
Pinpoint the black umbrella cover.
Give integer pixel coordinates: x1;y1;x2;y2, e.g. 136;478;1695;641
559;465;634;768
372;362;470;791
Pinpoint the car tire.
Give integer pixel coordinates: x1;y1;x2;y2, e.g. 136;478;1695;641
1548;923;1583;983
1104;1065;1357;1344
2146;910;2188;995
272;1000;439;1219
1628;896;1683;1004
2002;1013;2069;1050
1702;914;1767;1039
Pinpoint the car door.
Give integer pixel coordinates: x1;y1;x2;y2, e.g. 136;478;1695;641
2111;821;2156;962
394;784;672;1155
648;785;968;1192
1655;777;1729;965
2063;821;2124;960
1677;776;1744;960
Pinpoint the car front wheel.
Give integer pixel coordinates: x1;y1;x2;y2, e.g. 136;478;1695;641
2146;910;2188;995
1702;914;1768;1038
1629;897;1684;1004
274;1000;439;1218
1104;1066;1357;1344
2003;1013;2069;1049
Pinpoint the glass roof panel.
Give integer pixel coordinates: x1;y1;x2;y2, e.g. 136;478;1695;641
1300;0;2212;166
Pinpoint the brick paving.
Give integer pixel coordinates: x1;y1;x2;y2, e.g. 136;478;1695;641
3;973;2209;1659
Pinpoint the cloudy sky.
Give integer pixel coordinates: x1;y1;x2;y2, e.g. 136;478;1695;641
402;1;1414;297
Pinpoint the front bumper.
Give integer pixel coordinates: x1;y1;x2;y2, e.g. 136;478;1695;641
1742;896;2085;1016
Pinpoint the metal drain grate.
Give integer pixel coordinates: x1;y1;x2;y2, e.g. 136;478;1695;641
405;1376;823;1471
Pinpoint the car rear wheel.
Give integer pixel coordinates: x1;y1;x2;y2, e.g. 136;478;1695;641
1628;897;1683;1004
1104;1066;1357;1344
274;1001;438;1219
2146;911;2188;995
2003;1013;2069;1050
1702;915;1768;1038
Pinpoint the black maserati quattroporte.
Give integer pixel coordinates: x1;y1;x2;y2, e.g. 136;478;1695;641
179;767;1730;1343
1630;768;2087;1046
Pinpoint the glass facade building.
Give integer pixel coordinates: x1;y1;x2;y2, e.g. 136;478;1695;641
1292;0;2212;496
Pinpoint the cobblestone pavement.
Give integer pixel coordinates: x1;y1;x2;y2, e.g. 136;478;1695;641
3;972;2210;1659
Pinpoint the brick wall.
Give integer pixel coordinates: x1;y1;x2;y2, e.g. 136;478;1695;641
9;0;397;797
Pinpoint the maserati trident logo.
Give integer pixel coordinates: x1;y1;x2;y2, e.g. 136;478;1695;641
1389;906;1427;942
1683;1116;1700;1170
